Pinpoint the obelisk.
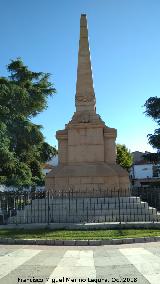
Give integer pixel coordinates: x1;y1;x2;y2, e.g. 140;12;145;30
45;14;130;195
75;14;96;113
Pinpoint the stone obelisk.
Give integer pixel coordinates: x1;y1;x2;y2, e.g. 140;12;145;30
45;14;130;195
75;14;96;113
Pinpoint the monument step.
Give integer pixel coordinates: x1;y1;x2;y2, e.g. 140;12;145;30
31;196;142;205
7;196;160;224
26;200;149;209
22;204;149;212
13;207;157;217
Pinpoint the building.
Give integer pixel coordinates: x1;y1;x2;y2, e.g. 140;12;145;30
130;151;160;187
42;155;58;175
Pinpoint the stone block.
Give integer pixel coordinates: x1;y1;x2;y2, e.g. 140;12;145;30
55;177;68;187
0;238;7;244
50;240;56;245
122;238;134;244
101;239;112;245
104;137;116;163
63;240;76;246
68;128;103;146
69;177;81;185
8;239;16;244
88;240;101;246
134;237;145;243
144;237;155;243
58;140;68;164
36;240;48;245
55;240;64;245
92;177;104;184
68;144;104;163
80;27;88;38
154;236;160;242
44;240;55;245
75;240;89;246
111;239;123;245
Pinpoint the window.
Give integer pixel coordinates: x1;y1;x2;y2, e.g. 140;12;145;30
153;165;160;178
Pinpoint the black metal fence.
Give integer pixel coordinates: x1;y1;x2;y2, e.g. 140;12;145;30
0;187;160;225
132;187;160;211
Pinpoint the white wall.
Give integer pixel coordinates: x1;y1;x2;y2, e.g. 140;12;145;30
48;155;58;166
133;164;153;179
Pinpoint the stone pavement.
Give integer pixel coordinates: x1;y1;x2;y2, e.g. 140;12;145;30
0;242;160;284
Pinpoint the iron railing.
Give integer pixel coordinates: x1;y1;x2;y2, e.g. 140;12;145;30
0;187;160;225
132;187;160;211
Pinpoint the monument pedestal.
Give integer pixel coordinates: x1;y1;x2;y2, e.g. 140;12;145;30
46;116;130;196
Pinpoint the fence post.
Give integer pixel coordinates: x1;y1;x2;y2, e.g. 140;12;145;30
47;191;50;226
118;188;121;224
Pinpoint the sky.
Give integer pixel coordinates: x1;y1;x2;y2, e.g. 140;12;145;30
0;0;160;153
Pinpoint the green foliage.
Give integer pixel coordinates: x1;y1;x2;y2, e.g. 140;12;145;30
143;152;160;164
144;97;160;150
0;59;57;187
116;144;133;171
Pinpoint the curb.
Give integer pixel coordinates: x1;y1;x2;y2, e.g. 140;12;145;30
0;236;160;246
1;222;160;230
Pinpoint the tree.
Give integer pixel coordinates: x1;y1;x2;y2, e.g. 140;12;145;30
143;152;160;164
144;97;160;151
0;59;57;187
116;144;133;171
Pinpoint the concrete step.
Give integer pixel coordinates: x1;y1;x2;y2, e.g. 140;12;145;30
25;201;149;210
7;196;160;224
31;196;142;206
22;200;149;212
13;207;157;218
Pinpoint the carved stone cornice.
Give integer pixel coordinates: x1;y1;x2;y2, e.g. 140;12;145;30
66;111;105;125
56;130;68;140
104;127;117;139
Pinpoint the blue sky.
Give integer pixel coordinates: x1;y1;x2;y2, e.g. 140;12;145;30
0;0;160;152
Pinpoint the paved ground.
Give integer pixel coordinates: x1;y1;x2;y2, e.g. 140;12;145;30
0;242;160;284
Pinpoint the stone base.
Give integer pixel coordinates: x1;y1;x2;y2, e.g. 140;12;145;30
45;163;130;196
